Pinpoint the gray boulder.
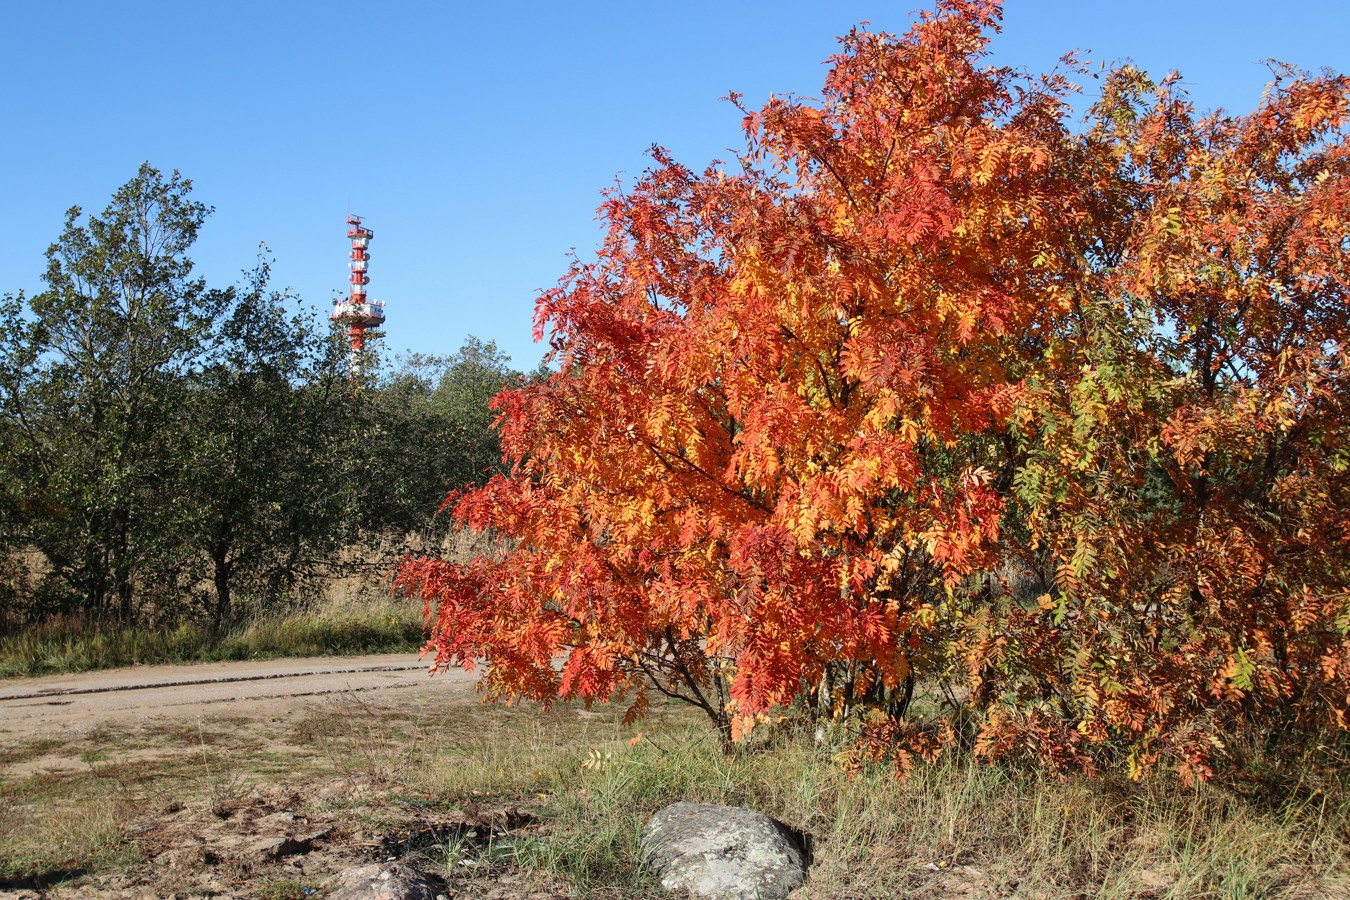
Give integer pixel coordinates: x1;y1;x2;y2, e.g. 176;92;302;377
326;861;446;900
641;802;808;900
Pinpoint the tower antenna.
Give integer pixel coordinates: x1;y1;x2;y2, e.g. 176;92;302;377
329;214;386;378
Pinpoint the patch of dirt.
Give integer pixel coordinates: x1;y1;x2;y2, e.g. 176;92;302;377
0;655;571;899
2;780;553;899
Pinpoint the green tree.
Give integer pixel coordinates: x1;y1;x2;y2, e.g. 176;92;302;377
431;337;531;488
171;257;355;628
357;338;523;538
0;165;531;631
0;164;230;620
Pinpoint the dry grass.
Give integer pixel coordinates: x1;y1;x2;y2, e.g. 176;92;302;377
3;685;1349;898
1;768;145;881
296;694;1350;898
0;595;423;678
0;526;505;679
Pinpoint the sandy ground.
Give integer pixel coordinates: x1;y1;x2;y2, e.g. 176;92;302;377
0;654;476;748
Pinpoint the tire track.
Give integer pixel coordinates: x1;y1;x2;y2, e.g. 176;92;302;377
0;654;471;742
0;662;425;702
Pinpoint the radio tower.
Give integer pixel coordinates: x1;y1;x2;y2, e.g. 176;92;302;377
330;214;386;377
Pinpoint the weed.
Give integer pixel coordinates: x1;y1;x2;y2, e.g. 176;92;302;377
0;774;138;880
390;703;1350;899
199;719;249;817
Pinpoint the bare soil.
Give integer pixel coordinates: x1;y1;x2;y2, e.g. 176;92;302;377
0;654;564;899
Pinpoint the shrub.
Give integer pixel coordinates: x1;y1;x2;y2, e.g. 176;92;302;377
397;0;1350;780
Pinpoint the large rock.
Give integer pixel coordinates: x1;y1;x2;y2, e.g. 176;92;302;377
326;861;446;900
641;802;808;900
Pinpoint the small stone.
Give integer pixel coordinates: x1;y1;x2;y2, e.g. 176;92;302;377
298;826;334;845
153;846;209;869
258;811;297;826
247;835;311;860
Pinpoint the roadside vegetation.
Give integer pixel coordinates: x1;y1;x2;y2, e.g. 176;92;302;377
399;0;1350;788
0;595;422;678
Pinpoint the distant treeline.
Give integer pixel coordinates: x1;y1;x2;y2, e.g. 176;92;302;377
0;164;526;629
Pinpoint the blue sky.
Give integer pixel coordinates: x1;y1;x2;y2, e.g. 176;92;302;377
5;1;1347;371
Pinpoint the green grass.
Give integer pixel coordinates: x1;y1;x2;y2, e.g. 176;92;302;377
0;599;424;677
0;770;143;881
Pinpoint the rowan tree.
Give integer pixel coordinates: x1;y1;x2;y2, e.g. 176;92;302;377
994;61;1350;780
398;0;1350;778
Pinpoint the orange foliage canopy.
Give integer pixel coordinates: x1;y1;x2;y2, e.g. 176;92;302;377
397;0;1350;779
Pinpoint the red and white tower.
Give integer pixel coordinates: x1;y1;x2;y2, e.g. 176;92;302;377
330;214;386;375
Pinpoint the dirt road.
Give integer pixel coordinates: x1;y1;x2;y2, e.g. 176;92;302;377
0;653;478;746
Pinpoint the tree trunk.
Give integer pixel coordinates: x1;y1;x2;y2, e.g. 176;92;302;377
114;508;134;623
212;547;232;632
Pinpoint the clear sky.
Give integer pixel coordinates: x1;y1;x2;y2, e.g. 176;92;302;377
5;1;1347;371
